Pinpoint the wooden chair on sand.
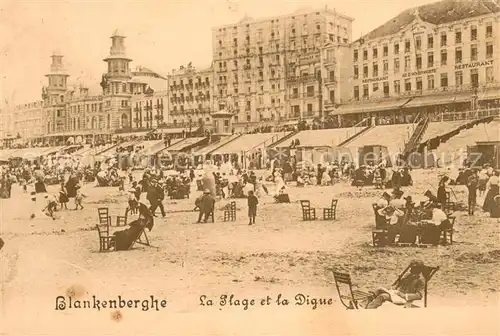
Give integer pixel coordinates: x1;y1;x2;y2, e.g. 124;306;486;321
223;201;237;222
96;223;114;252
441;215;455;245
332;263;439;309
97;207;111;227
116;208;130;227
96;207;113;252
322;199;338;220
300;200;317;221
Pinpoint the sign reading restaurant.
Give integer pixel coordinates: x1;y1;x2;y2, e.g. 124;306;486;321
402;68;437;78
362;76;388;83
455;59;494;70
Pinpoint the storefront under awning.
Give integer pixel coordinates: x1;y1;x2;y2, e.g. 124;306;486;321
404;93;472;109
333;98;411;115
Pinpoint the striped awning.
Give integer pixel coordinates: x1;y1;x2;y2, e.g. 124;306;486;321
404;93;471;108
333;98;411;115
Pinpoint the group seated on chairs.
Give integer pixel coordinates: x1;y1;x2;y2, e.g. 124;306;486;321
96;202;153;252
165;175;191;199
372;189;455;247
332;259;439;309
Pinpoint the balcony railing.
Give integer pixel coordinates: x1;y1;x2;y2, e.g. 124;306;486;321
430;108;500;122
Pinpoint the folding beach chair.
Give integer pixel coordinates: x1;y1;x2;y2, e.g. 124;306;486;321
332;263;439;309
391;263;439;308
332;271;374;309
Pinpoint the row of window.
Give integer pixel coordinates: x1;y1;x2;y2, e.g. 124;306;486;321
353;67;495;98
49;115;111;132
217;34;348;55
171;77;210;87
354;43;494;78
217;14;348;34
218;55;281;69
354;24;494;62
217;82;284;96
69;103;103;114
132;98;164;109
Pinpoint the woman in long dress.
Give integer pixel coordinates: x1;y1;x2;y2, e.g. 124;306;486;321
482;171;499;214
113;202;154;251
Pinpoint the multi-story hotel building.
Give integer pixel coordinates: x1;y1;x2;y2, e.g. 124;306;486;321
168;63;214;126
130;66;168;130
13;101;45;139
212;7;353;124
337;0;500;123
0;106;14;142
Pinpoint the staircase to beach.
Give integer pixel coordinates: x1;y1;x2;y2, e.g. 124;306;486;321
267;129;301;149
428;117;499;166
344;123;416;155
402;114;430;159
199;133;243;156
337;118;373;147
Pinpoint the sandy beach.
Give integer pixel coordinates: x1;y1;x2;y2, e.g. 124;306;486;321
1;169;499;335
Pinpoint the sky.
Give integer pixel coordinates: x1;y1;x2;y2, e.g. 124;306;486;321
0;0;438;107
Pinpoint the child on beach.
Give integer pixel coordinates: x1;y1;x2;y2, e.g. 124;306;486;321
59;181;69;210
42;194;58;220
247;190;258;225
75;186;86;210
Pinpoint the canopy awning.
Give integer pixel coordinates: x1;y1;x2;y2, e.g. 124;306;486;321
478;88;500;101
158;137;206;153
9;147;55;159
404;93;472;108
333;98;411;115
0;148;24;160
156;127;190;134
116;131;150;138
137;140;165;155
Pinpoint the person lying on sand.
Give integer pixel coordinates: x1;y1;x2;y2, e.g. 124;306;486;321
366;259;425;309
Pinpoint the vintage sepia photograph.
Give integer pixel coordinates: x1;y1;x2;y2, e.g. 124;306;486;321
0;0;499;334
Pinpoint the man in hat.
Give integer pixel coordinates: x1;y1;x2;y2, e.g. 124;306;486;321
197;189;215;223
466;169;479;215
423;189;439;207
376;192;392;208
392;187;404;199
366;260;426;309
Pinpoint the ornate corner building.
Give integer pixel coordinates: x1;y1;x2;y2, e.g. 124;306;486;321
39;30;168;144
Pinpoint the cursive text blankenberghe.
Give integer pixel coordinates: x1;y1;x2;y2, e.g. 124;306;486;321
55;295;167;311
